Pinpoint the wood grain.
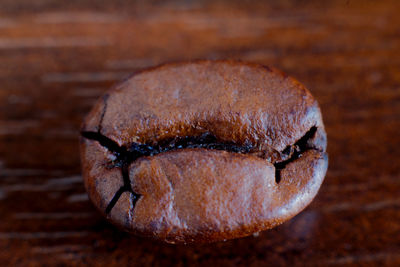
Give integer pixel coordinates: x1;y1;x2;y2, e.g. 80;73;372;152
1;0;399;266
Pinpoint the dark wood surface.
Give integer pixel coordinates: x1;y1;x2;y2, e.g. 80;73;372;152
1;1;400;266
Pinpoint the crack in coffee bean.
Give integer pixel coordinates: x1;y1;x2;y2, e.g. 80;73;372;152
273;126;318;183
81;126;319;213
97;93;109;133
81;131;141;214
104;165;141;214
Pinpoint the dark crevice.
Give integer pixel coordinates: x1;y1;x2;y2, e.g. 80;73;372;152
122;132;255;164
105;186;126;214
82;131;256;168
82;126;319;213
81;131;122;155
121;165;141;211
82;131;141;214
98;94;109;133
104;165;141;214
274;126;318;184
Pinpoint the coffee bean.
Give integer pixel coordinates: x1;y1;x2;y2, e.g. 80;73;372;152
80;60;328;244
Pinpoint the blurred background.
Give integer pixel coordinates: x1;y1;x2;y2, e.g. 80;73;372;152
1;0;399;266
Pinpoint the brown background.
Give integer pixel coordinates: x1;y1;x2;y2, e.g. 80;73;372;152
1;0;399;266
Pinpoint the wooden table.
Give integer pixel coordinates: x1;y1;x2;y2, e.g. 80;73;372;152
1;1;399;266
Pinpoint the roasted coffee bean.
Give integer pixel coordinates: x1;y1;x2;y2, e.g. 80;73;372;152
80;60;328;244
